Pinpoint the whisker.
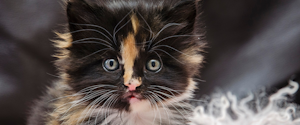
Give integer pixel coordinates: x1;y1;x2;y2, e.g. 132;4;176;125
50;84;115;102
51;86;116;116
147;91;171;124
144;95;157;125
152;90;189;116
152;34;204;48
69;23;113;38
80;90;117;125
149;85;206;103
104;95;119;124
70;29;113;43
114;19;131;38
95;94;117;125
62;90;110;118
73;41;114;50
113;10;133;45
72;37;112;46
137;11;153;40
46;73;60;78
193;78;206;82
79;84;117;92
101;95;116;124
152;49;184;64
80;48;110;60
151;45;193;57
146;94;162;125
151;23;181;41
155;91;193;119
49;93;85;103
148;23;181;49
149;85;185;93
152;51;164;69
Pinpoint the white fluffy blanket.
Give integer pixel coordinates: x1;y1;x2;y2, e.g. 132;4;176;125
189;81;300;125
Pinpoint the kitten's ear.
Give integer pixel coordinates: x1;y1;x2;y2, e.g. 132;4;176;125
169;0;197;23
66;0;100;32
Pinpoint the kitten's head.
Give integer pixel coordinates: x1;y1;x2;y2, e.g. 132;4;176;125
55;0;205;112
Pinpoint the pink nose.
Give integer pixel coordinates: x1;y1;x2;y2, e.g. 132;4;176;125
125;79;141;91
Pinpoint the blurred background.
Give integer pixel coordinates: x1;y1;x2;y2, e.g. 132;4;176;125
0;0;299;124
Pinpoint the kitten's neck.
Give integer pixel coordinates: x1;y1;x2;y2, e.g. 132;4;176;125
89;101;193;125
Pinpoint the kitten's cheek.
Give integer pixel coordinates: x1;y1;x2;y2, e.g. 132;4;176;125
129;97;140;104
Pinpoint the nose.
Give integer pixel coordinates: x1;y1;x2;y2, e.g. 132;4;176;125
124;78;141;91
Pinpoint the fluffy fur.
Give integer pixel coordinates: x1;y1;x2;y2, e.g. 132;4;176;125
28;0;206;125
27;1;300;125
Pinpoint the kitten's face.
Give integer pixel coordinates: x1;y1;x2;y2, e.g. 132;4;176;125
57;0;205;112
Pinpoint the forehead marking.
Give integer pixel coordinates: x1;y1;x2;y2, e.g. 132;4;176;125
121;33;139;85
131;14;139;35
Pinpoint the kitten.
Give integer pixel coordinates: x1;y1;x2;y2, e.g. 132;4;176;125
28;0;205;124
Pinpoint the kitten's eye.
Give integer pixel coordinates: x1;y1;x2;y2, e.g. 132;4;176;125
103;59;119;71
146;59;161;72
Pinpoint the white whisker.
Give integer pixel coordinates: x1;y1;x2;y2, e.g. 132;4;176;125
152;45;193;57
62;90;110;119
150;85;205;103
113;10;133;45
80;48;110;60
146;94;162;125
152;23;181;41
69;23;113;38
73;41;114;50
71;29;113;43
114;19;131;38
51;85;116;115
72;37;112;46
148;23;181;49
152;90;189;116
193;78;206;82
147;91;171;124
79;90;117;125
144;95;157;124
152;34;204;48
137;11;154;40
152;49;184;63
96;94;117;125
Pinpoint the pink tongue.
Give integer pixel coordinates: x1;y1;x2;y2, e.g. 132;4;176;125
129;97;139;103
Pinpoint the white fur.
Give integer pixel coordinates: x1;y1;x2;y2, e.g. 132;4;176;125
89;100;190;125
162;79;196;106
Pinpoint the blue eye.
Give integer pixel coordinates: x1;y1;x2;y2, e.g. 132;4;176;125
103;59;119;71
146;59;161;72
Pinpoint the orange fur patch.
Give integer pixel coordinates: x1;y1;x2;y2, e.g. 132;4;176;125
131;14;139;35
121;34;139;85
52;32;73;60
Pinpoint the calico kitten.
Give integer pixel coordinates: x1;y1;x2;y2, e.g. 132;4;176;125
28;0;205;124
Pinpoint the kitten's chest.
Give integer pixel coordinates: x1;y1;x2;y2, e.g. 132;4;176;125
85;101;191;125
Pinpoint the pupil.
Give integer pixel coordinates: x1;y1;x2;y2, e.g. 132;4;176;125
151;61;156;67
109;61;114;67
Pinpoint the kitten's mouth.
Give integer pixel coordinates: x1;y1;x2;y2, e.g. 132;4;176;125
123;92;142;103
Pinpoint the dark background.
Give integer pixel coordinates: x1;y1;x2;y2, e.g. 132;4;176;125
0;0;299;124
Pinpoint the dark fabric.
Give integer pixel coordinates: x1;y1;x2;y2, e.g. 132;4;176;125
196;0;300;98
0;0;299;124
